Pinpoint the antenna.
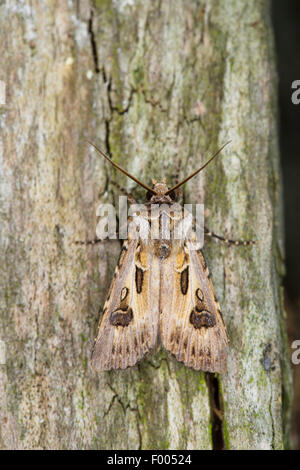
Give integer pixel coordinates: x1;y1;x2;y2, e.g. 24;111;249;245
87;140;156;195
165;141;231;195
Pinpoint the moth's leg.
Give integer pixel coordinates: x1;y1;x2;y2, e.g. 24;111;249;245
75;180;136;246
111;181;137;204
75;219;131;245
74;237;104;245
204;226;256;246
74;204;131;246
74;230;123;245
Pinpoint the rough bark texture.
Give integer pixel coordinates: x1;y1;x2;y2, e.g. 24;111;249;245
0;0;292;449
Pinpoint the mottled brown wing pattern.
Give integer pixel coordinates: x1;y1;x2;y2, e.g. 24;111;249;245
160;240;228;373
88;140;236;372
91;237;160;371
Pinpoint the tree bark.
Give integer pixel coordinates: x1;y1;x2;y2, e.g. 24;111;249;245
0;0;292;449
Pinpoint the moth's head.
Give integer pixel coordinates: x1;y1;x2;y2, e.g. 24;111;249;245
152;178;168;195
146;178;176;202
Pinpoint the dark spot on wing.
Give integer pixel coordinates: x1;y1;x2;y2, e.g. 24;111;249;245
180;267;189;295
135;266;144;294
110;308;133;327
196;288;204;301
190;309;216;329
120;286;129;301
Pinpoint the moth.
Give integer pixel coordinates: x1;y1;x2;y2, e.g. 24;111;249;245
86;141;254;373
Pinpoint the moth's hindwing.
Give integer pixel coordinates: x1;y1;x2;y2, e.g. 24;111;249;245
160;240;228;373
91;237;160;371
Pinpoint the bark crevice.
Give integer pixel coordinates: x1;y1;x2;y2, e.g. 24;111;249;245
88;9;100;74
206;373;225;450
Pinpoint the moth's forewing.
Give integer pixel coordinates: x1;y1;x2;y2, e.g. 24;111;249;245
91;235;160;371
160;237;228;374
92;195;228;373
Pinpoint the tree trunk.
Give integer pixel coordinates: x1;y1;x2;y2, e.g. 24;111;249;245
0;0;292;450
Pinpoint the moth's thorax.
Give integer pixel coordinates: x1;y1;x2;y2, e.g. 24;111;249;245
153;239;172;260
149;194;173;204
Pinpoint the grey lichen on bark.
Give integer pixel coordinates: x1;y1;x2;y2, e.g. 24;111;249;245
0;0;292;449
